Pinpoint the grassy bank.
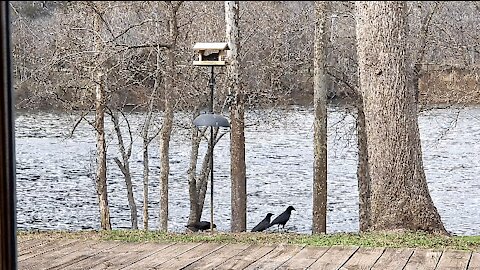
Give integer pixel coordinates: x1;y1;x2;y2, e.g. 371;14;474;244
17;230;480;251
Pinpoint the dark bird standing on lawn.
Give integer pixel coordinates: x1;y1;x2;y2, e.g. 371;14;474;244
269;206;296;232
251;213;274;232
185;221;216;232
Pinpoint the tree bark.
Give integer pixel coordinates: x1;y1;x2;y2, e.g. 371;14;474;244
93;10;111;231
187;116;201;224
312;1;328;235
356;1;447;234
226;0;246;233
196;136;213;220
159;1;180;232
356;97;371;232
111;111;138;230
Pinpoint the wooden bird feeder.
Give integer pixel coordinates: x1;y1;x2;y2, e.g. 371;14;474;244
193;42;230;66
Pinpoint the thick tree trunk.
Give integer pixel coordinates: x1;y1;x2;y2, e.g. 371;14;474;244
312;1;328;234
356;1;447;234
226;0;246;233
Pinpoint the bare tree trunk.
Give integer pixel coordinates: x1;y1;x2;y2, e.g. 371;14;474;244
356;97;371;232
93;10;111;231
159;61;173;231
142;131;150;230
226;0;246;233
94;71;111;230
187;105;220;225
356;1;447;234
111;111;138;230
312;1;328;234
159;1;180;232
142;74;159;231
196;133;213;219
187;113;201;224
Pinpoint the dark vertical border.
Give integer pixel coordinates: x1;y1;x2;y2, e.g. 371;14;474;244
0;1;18;269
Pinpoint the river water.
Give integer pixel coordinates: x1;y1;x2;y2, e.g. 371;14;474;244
14;106;480;235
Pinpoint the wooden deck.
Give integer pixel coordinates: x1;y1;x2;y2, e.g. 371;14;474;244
17;237;480;269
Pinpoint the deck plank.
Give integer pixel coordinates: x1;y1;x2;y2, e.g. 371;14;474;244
308;246;359;270
403;248;443;270
18;239;51;255
339;247;385;270
277;246;330;270
436;250;472;270
183;243;251;270
18;239;79;262
121;242;202;269
156;242;225;269
63;242;172;270
42;241;121;270
215;244;277;270
16;237;480;270
468;252;480;270
19;240;119;270
371;247;414;270
244;244;304;270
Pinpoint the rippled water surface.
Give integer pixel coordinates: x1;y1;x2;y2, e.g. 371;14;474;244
15;106;480;235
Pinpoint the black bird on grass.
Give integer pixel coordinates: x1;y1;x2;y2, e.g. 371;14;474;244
268;206;296;232
185;221;216;232
251;213;274;232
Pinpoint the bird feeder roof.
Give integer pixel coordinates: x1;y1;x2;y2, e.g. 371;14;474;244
193;42;229;51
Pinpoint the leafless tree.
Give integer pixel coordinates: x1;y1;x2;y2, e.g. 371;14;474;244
356;1;447;234
226;0;246;233
312;1;328;234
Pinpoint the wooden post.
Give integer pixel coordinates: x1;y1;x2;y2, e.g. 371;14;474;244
0;1;18;269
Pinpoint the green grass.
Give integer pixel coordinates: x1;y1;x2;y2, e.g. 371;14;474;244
17;230;480;251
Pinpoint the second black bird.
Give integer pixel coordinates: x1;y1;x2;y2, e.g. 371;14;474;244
269;206;296;232
251;213;274;232
185;221;216;232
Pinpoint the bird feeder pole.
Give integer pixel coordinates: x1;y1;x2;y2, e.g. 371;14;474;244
192;42;230;233
209;65;215;232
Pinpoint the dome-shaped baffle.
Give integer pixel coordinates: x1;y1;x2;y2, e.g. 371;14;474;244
193;113;230;128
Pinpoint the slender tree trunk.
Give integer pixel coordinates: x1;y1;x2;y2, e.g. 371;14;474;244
93;11;111;231
111;111;138;229
226;0;246;233
356;1;447;234
196;135;213;219
159;57;173;231
187;106;218;225
94;71;111;230
312;1;328;234
159;1;180;232
142;133;150;230
142;78;158;231
356;97;371;231
187;114;201;224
